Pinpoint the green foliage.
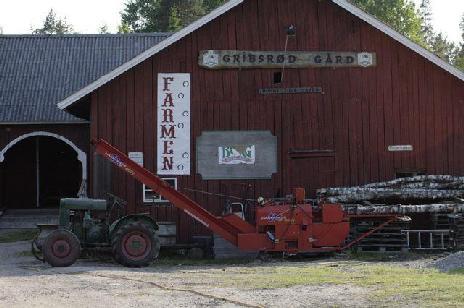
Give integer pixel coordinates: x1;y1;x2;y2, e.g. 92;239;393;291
203;0;227;12
168;6;182;32
99;24;110;34
120;0;226;33
351;0;464;70
454;15;464;71
430;33;457;63
350;0;425;46
118;22;132;34
33;9;74;34
419;0;434;46
121;0;161;33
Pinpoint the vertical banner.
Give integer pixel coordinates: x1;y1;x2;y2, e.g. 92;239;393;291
157;73;191;175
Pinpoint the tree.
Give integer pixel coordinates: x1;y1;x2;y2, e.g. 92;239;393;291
0;26;3;34
419;0;434;46
350;0;426;46
120;0;216;33
203;0;227;12
118;22;131;34
168;6;182;32
121;0;161;33
453;15;464;70
418;0;457;63
351;0;464;70
99;24;110;34
33;9;74;34
430;33;457;63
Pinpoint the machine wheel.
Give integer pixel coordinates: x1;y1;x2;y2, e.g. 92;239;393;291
111;221;160;267
42;230;81;267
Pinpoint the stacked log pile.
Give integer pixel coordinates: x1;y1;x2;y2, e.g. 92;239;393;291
319;175;464;251
317;175;464;215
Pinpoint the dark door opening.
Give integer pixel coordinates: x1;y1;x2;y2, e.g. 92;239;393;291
1;136;81;209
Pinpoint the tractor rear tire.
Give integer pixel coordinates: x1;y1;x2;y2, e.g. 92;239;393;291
111;221;160;267
42;230;81;267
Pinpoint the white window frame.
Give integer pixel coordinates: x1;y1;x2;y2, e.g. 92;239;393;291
143;178;177;203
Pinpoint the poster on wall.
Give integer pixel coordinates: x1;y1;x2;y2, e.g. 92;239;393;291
218;145;256;165
157;73;191;175
197;131;277;180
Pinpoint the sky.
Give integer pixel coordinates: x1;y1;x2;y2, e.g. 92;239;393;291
0;0;125;34
412;0;464;43
0;0;463;42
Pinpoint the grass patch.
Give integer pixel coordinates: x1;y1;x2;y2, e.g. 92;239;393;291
205;263;464;306
0;229;38;243
153;256;255;267
352;265;464;306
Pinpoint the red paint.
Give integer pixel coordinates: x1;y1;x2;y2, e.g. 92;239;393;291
87;0;464;243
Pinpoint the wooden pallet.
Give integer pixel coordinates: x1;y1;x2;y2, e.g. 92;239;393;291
350;220;409;252
450;215;464;249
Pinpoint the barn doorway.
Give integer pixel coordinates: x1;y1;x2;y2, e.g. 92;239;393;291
0;132;87;209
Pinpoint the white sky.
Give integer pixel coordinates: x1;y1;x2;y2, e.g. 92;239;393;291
0;0;125;34
0;0;463;42
412;0;464;43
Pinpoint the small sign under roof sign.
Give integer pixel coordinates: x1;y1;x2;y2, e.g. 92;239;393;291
388;145;413;152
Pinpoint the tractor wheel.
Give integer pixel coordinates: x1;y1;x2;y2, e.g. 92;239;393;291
111;221;160;267
42;230;81;267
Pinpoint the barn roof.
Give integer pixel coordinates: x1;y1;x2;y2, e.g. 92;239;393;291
58;0;464;113
0;33;169;123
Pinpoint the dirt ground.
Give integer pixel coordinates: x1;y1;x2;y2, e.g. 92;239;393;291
0;241;447;308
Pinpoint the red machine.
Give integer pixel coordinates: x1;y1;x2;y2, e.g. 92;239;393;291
94;139;398;255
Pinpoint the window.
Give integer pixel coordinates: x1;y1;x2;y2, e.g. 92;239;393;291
143;178;177;203
273;71;283;84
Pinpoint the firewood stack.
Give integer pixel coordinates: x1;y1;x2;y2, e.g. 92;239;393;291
318;175;464;251
317;175;464;215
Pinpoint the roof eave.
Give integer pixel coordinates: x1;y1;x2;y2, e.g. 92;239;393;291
331;0;464;81
57;0;245;111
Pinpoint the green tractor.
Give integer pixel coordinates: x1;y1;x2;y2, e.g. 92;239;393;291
32;194;160;267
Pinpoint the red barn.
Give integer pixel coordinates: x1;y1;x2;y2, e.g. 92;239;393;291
60;0;464;243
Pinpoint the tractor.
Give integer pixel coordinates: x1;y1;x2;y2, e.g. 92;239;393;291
32;194;160;267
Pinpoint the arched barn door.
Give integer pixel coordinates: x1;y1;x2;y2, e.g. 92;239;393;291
0;132;87;209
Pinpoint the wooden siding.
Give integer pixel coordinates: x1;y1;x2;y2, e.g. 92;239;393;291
89;0;464;243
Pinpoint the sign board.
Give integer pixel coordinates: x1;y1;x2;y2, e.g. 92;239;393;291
199;50;376;69
259;87;323;95
157;73;191;175
218;145;256;165
388;145;413;152
128;152;143;166
197;131;277;180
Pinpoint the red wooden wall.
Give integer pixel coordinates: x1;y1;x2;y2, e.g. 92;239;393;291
89;0;464;243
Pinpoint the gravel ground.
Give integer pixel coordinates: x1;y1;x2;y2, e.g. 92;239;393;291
0;241;446;308
430;251;464;272
0;241;377;308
